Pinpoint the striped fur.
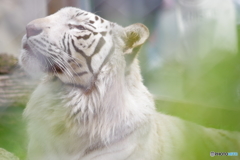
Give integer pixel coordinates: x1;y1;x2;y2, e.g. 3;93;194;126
19;7;240;160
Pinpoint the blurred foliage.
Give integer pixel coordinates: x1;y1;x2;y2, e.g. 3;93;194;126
139;25;240;132
0;54;17;75
144;51;240;108
0;104;26;160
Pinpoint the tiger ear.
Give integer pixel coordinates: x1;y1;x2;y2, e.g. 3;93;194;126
123;23;149;54
122;23;149;70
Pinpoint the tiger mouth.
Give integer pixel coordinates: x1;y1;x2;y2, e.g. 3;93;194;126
23;42;31;51
22;42;65;74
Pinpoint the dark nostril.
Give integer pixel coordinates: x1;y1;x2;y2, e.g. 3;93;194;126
26;24;43;38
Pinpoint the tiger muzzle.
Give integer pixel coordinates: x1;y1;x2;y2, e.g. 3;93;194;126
26;24;43;39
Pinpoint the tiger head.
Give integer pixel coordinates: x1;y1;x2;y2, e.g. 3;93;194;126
19;7;149;91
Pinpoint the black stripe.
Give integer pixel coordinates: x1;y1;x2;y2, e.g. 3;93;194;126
31;42;46;53
48;48;57;53
100;31;107;36
93;32;98;35
75;34;91;40
41;37;49;43
72;39;93;73
40;37;59;53
67;35;72;56
89;20;94;24
67;59;75;63
72;37;108;74
33;39;46;48
74;71;88;76
59;39;64;49
88;39;95;48
76;12;84;17
62;33;67;52
50;43;57;47
91;37;106;57
51;54;58;59
82;27;98;36
67;59;83;68
65;83;86;89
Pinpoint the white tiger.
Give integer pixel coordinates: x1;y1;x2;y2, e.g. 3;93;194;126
19;7;240;160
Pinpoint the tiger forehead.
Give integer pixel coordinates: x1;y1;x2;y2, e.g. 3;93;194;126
58;7;114;29
73;12;108;25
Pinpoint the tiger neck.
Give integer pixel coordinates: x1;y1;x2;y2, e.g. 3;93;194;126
55;66;154;145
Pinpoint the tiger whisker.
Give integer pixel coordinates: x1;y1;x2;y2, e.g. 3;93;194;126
53;57;79;89
31;43;76;89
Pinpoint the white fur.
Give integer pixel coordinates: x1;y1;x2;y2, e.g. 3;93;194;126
21;7;240;160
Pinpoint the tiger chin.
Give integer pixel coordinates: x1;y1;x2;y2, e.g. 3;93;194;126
19;7;240;160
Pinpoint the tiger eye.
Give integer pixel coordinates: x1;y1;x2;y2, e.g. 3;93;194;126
75;25;86;30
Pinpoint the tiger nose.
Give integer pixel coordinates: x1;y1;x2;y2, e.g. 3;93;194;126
26;24;43;38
